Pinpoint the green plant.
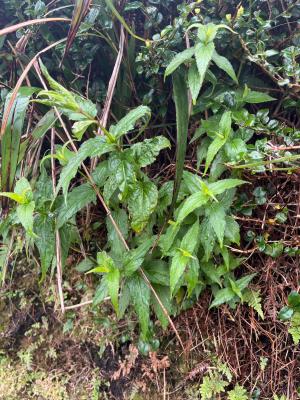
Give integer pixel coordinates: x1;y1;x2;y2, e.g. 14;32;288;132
279;291;300;344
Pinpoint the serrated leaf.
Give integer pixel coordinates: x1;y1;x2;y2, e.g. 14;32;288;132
227;384;248;400
17;201;35;236
235;273;256;291
129;136;170;167
188;62;201;104
144;260;169;286
208;179;246;196
32;110;57;139
210;287;236;308
194;41;215;91
212;51;238;83
170;221;199;294
243;289;264;319
57;136;115;198
151;285;173;329
243;90;276;104
123;238;154;276
106;208;128;256
127;180;158;233
72;119;96;140
225;215;240;245
57;183;96;228
110;105;151;139
93;276;108;306
177;191;209;223
164;47;195;78
207;202;226;247
128;274;150;339
200;219;216;261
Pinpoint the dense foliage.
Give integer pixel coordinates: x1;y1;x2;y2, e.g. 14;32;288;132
0;0;299;398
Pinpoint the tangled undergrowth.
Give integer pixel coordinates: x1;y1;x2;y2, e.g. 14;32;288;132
0;0;300;399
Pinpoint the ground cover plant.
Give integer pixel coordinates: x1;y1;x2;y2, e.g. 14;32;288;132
0;0;300;398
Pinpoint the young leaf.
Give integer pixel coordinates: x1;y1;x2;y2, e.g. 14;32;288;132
72;119;96;140
127;180;158;233
128;274;150;339
129;136;170;167
194;41;215;92
170;71;189;211
211;51;238;83
164;47;195;78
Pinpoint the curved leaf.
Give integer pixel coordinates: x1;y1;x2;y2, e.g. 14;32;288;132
165;47;195;78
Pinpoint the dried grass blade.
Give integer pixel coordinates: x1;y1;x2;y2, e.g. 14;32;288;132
61;0;92;63
0;18;69;37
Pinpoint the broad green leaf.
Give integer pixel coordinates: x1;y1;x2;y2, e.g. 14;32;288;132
177;191;209;223
200;219;216;261
92;160;109;186
208;179;246;196
151;285;173;329
210;287;236;308
34;214;55;281
170;71;189;212
17;201;35;236
110;105;151;139
212;51;238;83
170;221;199;294
288;291;300;308
224;138;247;161
57;136;115;198
107;266;120;314
0;192;26;204
123;238;154;276
72;119;96;140
129;136;170;167
32;110;57;139
93;277;108;306
207;203;226;247
224;216;240;245
186;257;200;297
219;110;232;138
127;180;158;233
57;183;96;228
204;136;226;174
159;222;180;254
278;306;293;321
188;62;201;104
106;208;128;256
128;274;150;339
76;258;95;273
144;260;169;287
181;220;200;253
194;41;215;92
170;251;190;295
243;90;276;104
164;47;195;78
